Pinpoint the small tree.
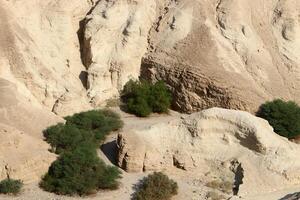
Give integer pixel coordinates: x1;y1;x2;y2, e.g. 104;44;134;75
257;99;300;138
43;124;96;154
133;172;178;200
40;143;121;195
122;80;172;117
65;109;123;142
149;81;172;113
0;178;23;195
41;109;123;196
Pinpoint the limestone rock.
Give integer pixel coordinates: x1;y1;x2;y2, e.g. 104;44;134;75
141;0;300;113
80;0;300;112
117;132;146;173
0;79;61;183
0;123;56;183
82;0;157;106
117;108;300;196
0;0;92;116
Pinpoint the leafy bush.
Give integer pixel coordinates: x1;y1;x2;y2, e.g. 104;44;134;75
44;124;96;154
122;80;172;117
133;172;178;200
149;81;172;113
40;144;121;195
41;109;123;196
257;99;300;138
65;109;123;141
0;178;23;195
43;110;123;154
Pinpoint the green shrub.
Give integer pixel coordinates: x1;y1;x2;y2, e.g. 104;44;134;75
149;81;172;113
40;144;121;195
0;178;23;195
65;109;123;141
122;80;172;117
41;109;123;196
44;124;96;154
257;99;300;138
133;172;178;200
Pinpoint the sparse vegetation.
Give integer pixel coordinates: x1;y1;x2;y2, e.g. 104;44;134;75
132;172;178;200
206;180;233;194
206;191;226;200
105;98;121;108
122;80;172;117
257;99;300;138
0;178;23;195
40;109;123;196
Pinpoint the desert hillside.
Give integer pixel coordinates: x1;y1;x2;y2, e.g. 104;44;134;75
1;0;300;199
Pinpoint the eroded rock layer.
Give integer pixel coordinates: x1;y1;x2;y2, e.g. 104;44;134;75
84;0;300;112
117;108;300;196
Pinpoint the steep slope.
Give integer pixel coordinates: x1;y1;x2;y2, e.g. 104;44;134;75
83;0;300;112
0;0;92;116
0;79;61;182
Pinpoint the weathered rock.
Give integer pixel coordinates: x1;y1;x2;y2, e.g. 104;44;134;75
0;0;92;116
0;123;56;183
117;108;300;196
117;132;146;173
80;0;300;113
2;0;300;114
0;79;61;183
82;0;156;106
142;0;300;113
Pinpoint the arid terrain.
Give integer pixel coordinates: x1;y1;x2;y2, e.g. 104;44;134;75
1;0;300;199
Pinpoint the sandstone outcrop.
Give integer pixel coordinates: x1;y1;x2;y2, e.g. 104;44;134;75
82;0;300;112
117;108;300;196
0;79;61;183
1;0;300;114
0;0;92;116
0;123;56;183
82;0;157;105
142;0;300;113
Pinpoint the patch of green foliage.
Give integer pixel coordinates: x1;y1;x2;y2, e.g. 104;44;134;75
65;109;124;142
40;144;120;195
40;109;123;196
0;178;23;195
132;172;178;200
43;124;96;154
43;110;123;154
122;80;172;117
257;99;300;138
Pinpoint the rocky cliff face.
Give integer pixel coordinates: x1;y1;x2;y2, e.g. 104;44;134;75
0;0;93;116
1;0;300;185
83;0;300;112
1;0;300;115
143;0;300;113
82;0;157;105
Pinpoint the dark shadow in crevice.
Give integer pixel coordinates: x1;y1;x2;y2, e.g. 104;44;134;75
79;71;88;89
232;162;244;195
100;140;118;166
279;192;300;200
